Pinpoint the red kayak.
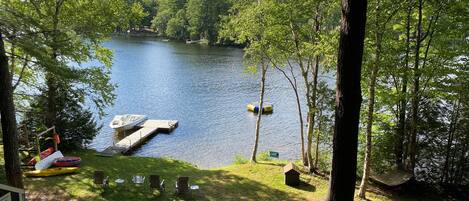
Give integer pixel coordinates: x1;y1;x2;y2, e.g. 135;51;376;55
52;156;81;167
27;147;55;166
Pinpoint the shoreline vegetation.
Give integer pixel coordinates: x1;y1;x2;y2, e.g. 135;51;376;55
0;146;458;201
113;29;245;48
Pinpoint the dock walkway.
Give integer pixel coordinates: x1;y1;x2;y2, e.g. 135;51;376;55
97;120;178;156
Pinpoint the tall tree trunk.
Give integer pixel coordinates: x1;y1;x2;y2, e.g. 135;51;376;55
441;99;460;183
358;2;382;197
314;109;322;169
45;73;57;127
289;19;312;167
306;12;321;172
325;0;367;200
0;33;24;188
274;64;306;165
397;1;412;170
295;87;306;165
45;0;64;128
251;61;267;163
307;57;319;172
408;0;423;173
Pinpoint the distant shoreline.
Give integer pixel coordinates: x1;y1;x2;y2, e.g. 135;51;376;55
112;31;245;48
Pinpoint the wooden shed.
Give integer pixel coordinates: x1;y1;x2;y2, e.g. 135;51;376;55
283;162;300;186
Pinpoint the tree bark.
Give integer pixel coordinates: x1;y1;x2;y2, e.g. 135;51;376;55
0;33;24;188
397;1;412;170
251;61;267;163
358;2;382;197
307;56;319;172
306;12;321;172
325;0;367;200
45;0;64;128
408;0;423;173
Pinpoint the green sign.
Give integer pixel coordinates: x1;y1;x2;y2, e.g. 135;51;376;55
269;151;279;158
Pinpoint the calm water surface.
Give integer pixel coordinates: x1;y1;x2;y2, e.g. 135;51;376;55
89;37;313;168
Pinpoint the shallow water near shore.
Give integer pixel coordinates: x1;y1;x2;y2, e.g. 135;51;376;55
89;36;321;168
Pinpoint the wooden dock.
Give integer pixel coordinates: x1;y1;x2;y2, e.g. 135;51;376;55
97;120;178;156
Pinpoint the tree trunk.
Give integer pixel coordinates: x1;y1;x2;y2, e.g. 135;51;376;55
314;109;322;169
45;0;64;128
45;73;57;127
251;61;267;163
275;64;306;165
295;87;306;166
408;0;423;173
325;0;367;200
358;2;382;197
306;13;321;172
441;99;460;183
307;56;319;172
0;33;24;188
289;19;312;167
397;2;412;170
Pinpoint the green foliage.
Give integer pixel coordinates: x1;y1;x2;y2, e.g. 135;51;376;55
128;2;149;30
22;84;100;151
151;0;230;43
186;0;230;43
151;0;186;36
1;0;126;117
165;9;188;39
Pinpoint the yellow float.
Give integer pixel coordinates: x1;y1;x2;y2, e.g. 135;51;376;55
247;102;273;114
24;167;79;177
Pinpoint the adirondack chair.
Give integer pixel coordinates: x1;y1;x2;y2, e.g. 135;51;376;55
150;175;165;191
93;171;109;188
175;177;190;195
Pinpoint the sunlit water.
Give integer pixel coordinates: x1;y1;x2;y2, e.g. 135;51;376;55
89;36;328;168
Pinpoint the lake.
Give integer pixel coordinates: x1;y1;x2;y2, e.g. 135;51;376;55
89;36;314;168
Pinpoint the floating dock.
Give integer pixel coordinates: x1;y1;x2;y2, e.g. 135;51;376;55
97;120;178;156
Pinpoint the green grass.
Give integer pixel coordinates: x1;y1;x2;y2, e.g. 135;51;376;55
0;146;442;200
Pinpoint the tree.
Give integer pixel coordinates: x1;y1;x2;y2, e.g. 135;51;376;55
325;0;367;200
186;0;230;43
151;0;187;36
220;0;271;163
166;9;189;39
22;0;127;129
0;32;23;188
358;0;399;197
128;2;149;30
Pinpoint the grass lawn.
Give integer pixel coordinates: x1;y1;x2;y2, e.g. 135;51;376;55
0;146;444;200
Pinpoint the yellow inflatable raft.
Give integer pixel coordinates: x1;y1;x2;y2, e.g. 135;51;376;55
24;167;79;177
247;102;273;113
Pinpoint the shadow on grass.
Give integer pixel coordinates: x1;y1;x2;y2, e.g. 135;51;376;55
23;149;307;201
294;180;316;192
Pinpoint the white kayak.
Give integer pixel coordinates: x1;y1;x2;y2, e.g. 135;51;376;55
35;151;64;170
109;114;147;132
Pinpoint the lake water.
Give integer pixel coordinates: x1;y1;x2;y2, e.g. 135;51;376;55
89;36;314;168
